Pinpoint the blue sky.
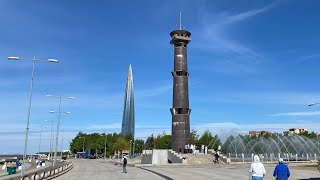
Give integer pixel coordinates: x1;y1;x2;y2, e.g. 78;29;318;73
1;0;320;154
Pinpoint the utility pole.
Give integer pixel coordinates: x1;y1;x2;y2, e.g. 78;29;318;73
104;135;107;159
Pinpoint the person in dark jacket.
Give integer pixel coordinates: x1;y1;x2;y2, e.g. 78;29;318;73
273;158;290;180
214;152;220;163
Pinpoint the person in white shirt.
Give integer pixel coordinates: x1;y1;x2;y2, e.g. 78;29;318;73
191;145;196;155
249;155;266;180
190;144;194;154
121;155;128;173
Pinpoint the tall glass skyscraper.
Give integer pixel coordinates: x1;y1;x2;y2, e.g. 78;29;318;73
121;64;135;137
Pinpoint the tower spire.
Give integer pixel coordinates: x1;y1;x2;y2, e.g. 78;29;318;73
128;64;132;79
179;11;182;30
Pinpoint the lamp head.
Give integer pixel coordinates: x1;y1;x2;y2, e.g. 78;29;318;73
308;103;317;106
8;56;21;60
47;59;59;63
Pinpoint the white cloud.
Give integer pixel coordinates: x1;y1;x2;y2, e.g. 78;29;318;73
223;3;275;24
302;54;320;61
193;3;276;74
196;4;275;57
195;91;320;106
193;121;320;134
88;123;121;130
268;111;320;116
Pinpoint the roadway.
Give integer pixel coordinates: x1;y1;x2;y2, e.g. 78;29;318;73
55;159;320;180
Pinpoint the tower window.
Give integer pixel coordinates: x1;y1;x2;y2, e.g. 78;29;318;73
176;71;188;76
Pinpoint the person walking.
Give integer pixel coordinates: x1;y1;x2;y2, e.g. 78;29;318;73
192;145;196;155
249;155;266;180
273;158;290;180
122;155;127;173
214;151;220;163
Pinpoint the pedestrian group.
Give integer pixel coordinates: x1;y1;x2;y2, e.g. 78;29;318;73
249;155;290;180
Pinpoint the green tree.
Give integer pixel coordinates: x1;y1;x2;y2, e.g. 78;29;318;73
198;130;214;146
86;133;103;150
262;132;271;139
112;136;129;151
210;135;221;150
70;132;87;153
70;131;126;157
301;131;318;139
133;139;144;154
221;135;234;154
144;134;154;150
190;129;199;145
154;132;171;149
123;134;134;142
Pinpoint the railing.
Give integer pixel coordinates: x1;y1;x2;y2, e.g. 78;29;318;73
0;161;73;180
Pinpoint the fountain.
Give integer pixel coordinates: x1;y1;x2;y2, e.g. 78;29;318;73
220;134;320;163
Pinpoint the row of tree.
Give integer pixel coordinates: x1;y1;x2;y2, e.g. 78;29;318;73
69;132;144;157
142;130;222;150
69;130;320;156
69;130;222;157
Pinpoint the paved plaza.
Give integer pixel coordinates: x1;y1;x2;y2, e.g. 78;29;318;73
53;159;163;180
54;159;320;180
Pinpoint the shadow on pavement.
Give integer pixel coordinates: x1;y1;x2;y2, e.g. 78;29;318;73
299;178;320;180
137;167;173;180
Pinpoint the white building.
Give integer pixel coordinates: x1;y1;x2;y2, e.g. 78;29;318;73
284;128;307;136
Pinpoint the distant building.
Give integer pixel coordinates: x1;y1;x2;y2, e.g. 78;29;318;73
121;65;135;137
249;131;270;137
114;150;129;158
284;128;307;136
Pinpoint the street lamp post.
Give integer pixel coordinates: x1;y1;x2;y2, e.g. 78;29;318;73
7;56;59;177
308;102;320;156
45;119;56;160
317;135;319;158
142;144;144;153
48;95;74;167
80;136;85;152
49;109;71;167
38;125;48;159
129;140;132;158
49;110;70;166
60;131;64;160
100;134;107;159
133;139;135;157
104;135;107;159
